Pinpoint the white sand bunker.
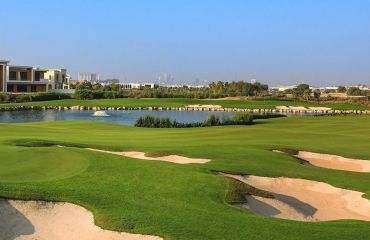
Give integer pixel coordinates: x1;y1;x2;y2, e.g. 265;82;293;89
186;104;222;108
0;199;162;240
297;151;370;172
86;148;210;164
224;174;370;222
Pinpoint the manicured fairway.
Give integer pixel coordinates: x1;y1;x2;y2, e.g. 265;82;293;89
0;98;369;110
0;115;370;239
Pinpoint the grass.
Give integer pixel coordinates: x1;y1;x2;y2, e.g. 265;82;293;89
0;97;369;110
225;178;274;203
0;115;370;239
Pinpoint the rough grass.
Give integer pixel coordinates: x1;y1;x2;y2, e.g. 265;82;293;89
0;116;370;239
226;178;274;203
274;147;299;155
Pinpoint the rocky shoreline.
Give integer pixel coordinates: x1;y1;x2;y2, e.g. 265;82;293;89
0;105;369;115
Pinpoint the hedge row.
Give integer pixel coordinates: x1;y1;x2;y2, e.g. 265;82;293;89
0;92;71;103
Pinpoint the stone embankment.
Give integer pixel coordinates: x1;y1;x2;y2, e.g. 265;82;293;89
0;105;369;115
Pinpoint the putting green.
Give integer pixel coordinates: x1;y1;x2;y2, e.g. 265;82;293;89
0;145;89;182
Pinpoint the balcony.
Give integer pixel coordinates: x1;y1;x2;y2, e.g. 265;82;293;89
7;78;49;84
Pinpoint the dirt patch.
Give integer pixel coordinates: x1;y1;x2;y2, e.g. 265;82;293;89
0;199;162;240
297;151;370;172
86;148;210;164
224;174;370;222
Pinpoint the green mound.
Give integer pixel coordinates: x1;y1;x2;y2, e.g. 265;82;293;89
0;146;89;182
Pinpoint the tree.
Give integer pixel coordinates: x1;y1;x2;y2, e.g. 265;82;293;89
292;84;311;100
337;86;347;93
347;87;365;96
76;81;93;90
313;90;321;101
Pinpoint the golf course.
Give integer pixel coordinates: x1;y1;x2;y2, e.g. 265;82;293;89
1;98;369;110
0;100;370;239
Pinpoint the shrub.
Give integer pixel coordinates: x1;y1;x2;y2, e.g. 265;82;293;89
134;113;285;128
203;115;221;126
0;93;11;102
230;113;253;125
74;90;95;99
252;113;286;120
15;94;32;102
29;92;71;101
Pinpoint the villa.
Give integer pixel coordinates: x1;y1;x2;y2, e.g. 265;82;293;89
44;69;71;90
0;60;70;93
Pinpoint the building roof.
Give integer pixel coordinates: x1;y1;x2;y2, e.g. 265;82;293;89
9;65;34;69
0;60;10;64
47;68;67;71
34;68;48;72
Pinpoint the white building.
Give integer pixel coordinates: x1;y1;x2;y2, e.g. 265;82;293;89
121;83;158;89
44;69;71;90
270;85;297;92
78;72;100;82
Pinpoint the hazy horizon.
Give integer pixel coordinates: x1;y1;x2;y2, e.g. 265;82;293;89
1;0;369;86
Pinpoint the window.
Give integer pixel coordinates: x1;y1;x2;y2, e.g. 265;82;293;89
35;72;41;81
9;71;17;80
31;85;37;92
7;85;14;92
16;85;28;92
20;72;28;80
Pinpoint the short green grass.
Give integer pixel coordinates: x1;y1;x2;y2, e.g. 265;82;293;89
0;98;369;110
0;115;370;239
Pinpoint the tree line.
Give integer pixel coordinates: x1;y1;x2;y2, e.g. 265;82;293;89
72;81;269;99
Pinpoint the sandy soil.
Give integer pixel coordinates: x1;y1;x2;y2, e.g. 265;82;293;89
297;151;370;172
186;104;222;108
0;199;162;240
86;148;210;164
224;174;370;222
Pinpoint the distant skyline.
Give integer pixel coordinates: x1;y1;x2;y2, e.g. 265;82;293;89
1;0;369;86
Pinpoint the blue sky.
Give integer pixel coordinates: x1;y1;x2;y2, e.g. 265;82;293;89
1;0;369;86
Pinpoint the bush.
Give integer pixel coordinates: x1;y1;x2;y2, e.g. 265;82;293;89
252;113;286;120
74;90;127;99
135;113;255;128
28;92;71;101
0;93;11;102
74;90;95;99
230;113;254;125
15;94;32;102
134;112;286;128
203;115;221;126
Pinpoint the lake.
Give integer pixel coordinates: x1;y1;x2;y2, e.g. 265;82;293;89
0;110;318;126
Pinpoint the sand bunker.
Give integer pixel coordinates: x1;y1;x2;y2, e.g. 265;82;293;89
86;148;210;164
186;104;222;108
224;174;370;222
308;107;332;111
297;151;370;172
0;199;162;240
